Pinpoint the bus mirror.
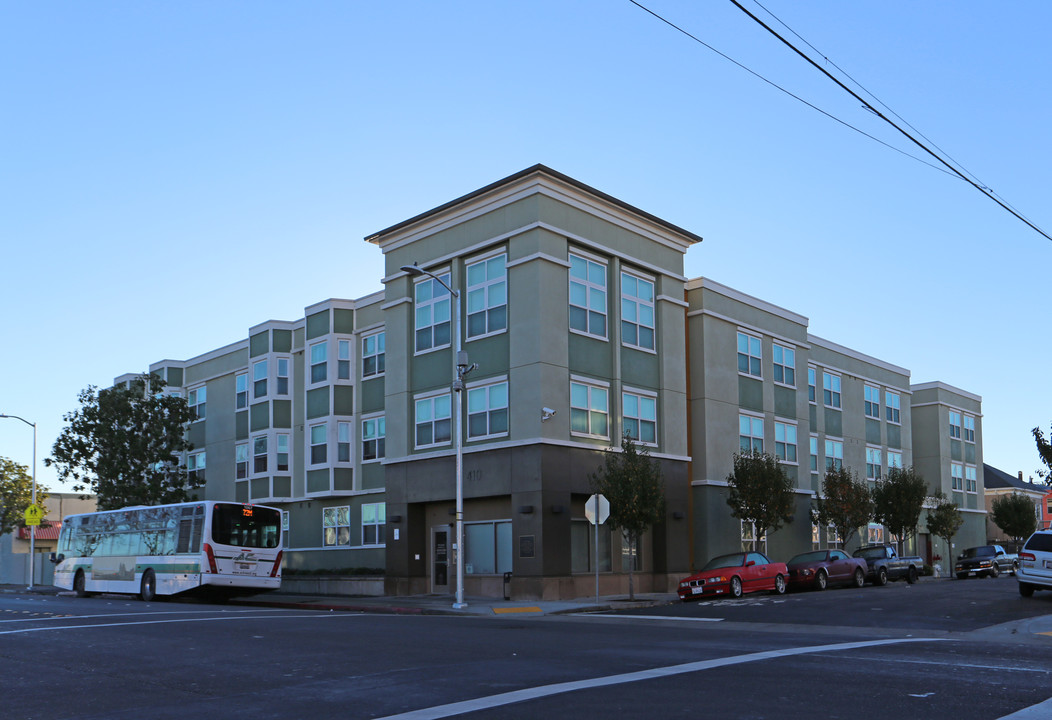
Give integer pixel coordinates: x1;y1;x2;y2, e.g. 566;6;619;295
49;552;64;564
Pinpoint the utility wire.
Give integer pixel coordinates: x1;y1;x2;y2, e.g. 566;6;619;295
725;0;1051;242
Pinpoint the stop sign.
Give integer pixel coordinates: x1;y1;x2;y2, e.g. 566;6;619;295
584;494;610;525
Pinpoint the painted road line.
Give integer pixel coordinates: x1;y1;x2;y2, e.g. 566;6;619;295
0;612;353;635
997;696;1052;719
374;637;946;720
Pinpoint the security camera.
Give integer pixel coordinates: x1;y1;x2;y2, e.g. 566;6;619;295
541;407;557;421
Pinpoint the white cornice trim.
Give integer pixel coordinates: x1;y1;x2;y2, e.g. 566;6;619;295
809;334;911;378
385;437;691;464
910;381;983;404
687;277;809;326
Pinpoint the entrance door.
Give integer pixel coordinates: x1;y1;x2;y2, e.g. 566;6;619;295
431;527;451;594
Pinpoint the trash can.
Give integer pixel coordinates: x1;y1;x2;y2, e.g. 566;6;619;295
503;571;513;600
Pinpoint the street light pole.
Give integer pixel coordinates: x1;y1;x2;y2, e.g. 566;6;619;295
1;413;37;589
400;263;476;609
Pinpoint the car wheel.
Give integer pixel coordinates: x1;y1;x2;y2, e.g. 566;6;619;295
853;568;865;588
730;576;743;598
956;573;968;580
815;570;828;591
906;566;918;584
1011;562;1019;576
1020;582;1035;598
773;574;786;595
74;569;91;598
876;567;888;586
989;565;1000;579
139;569;157;602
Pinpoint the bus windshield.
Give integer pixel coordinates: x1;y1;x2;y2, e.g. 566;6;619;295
211;503;280;549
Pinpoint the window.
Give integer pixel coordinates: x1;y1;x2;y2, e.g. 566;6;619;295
415;393;452;448
827;525;842;549
337;340;351;381
188;386;206;420
823;372;841;409
362;416;385;461
949;410;962;439
310;341;328;384
886;391;901;424
808;366;817;404
362;332;385;378
888;450;903;470
737;332;762;377
965;465;977;493
276;358;289;395
467;380;509;440
413;270;452;352
825;439;843;471
572;519;612;572
465;520;513;575
741;521;765;553
739;414;764;453
253;360;268;399
569;253;607;338
187;451;205;482
236;443;248;480
323;506;351;547
621;271;655;350
866;447;882;481
773;344;795;386
310;423;327;465
964;415;975;443
774;421;797;463
623;391;657;444
867;524;885;545
864;385;880;419
253;435;268;474
276;434;289;472
570;380;609;438
362;503;386;545
236;373;248;410
812;523;822;550
467;253;507;338
810;435;819;473
337;422;351;463
951;463;963;491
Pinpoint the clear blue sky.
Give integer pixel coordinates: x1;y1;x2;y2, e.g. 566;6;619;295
2;1;1050;493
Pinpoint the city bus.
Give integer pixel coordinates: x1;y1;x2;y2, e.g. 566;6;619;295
51;501;283;601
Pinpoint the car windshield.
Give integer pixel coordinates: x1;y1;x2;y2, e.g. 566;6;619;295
960;546;994;558
701;553;745;570
788;551;827;564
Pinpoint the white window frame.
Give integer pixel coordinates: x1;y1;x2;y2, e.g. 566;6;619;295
866;446;882;481
188;385;206;421
570;377;610;439
740;520;766;554
739;412;764;454
949;410;962;439
362;414;385;462
888;450;903;470
467;378;509;441
774;420;797;464
235;442;249;480
867;524;885;545
466;251;508;340
235;373;248;410
362;331;385;379
252;434;268;475
310;341;328;385
337;339;351;381
808;366;817;405
951;462;963;491
622;388;657;446
415;391;452;449
737;331;762;378
809;434;819;474
276;433;289;473
823;372;842;409
965;465;977;493
772;344;795;387
310;422;328;466
253;359;268;399
963;415;975;443
362;502;386;546
864;385;881;419
825;438;844;471
412;269;453;354
322;505;351;547
885;391;901;424
568;251;608;340
187;450;206;481
620;269;655;352
337;421;352;464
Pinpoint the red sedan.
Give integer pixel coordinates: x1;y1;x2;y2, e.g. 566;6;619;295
678;551;788;601
786;549;867;591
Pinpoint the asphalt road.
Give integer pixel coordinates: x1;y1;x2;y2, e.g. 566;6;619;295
2;577;1050;720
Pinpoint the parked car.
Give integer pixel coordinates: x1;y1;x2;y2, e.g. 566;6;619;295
1018;529;1052;597
786;549;867;591
954;545;1018;579
678;551;788;601
852;544;923;585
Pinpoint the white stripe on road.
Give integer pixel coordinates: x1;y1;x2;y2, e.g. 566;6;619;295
0;608;295;624
583;614;723;622
998;696;1052;719
0;612;351;635
375;637;946;720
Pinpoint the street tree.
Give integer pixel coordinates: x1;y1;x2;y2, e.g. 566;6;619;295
726;450;795;553
0;457;50;537
46;373;200;510
811;466;874;548
991;492;1038;544
872;466;929;555
589;432;665;601
1035;424;1052;484
925;493;963;576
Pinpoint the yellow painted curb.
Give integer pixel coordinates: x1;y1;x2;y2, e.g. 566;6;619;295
493;606;542;614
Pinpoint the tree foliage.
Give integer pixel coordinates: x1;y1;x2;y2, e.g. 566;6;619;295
811;466;874;548
925;492;964;569
726;450;796;545
872;466;929;554
589;432;665;600
1034;424;1052;485
0;457;50;537
46;374;200;511
991;492;1038;543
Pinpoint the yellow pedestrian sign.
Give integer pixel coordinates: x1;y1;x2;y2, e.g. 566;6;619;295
24;504;43;526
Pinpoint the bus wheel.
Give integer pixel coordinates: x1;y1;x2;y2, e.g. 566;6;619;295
74;570;91;598
139;569;157;602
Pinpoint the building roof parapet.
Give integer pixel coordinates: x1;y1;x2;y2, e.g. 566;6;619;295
910;380;982;405
687;276;809;327
809;334;910;378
